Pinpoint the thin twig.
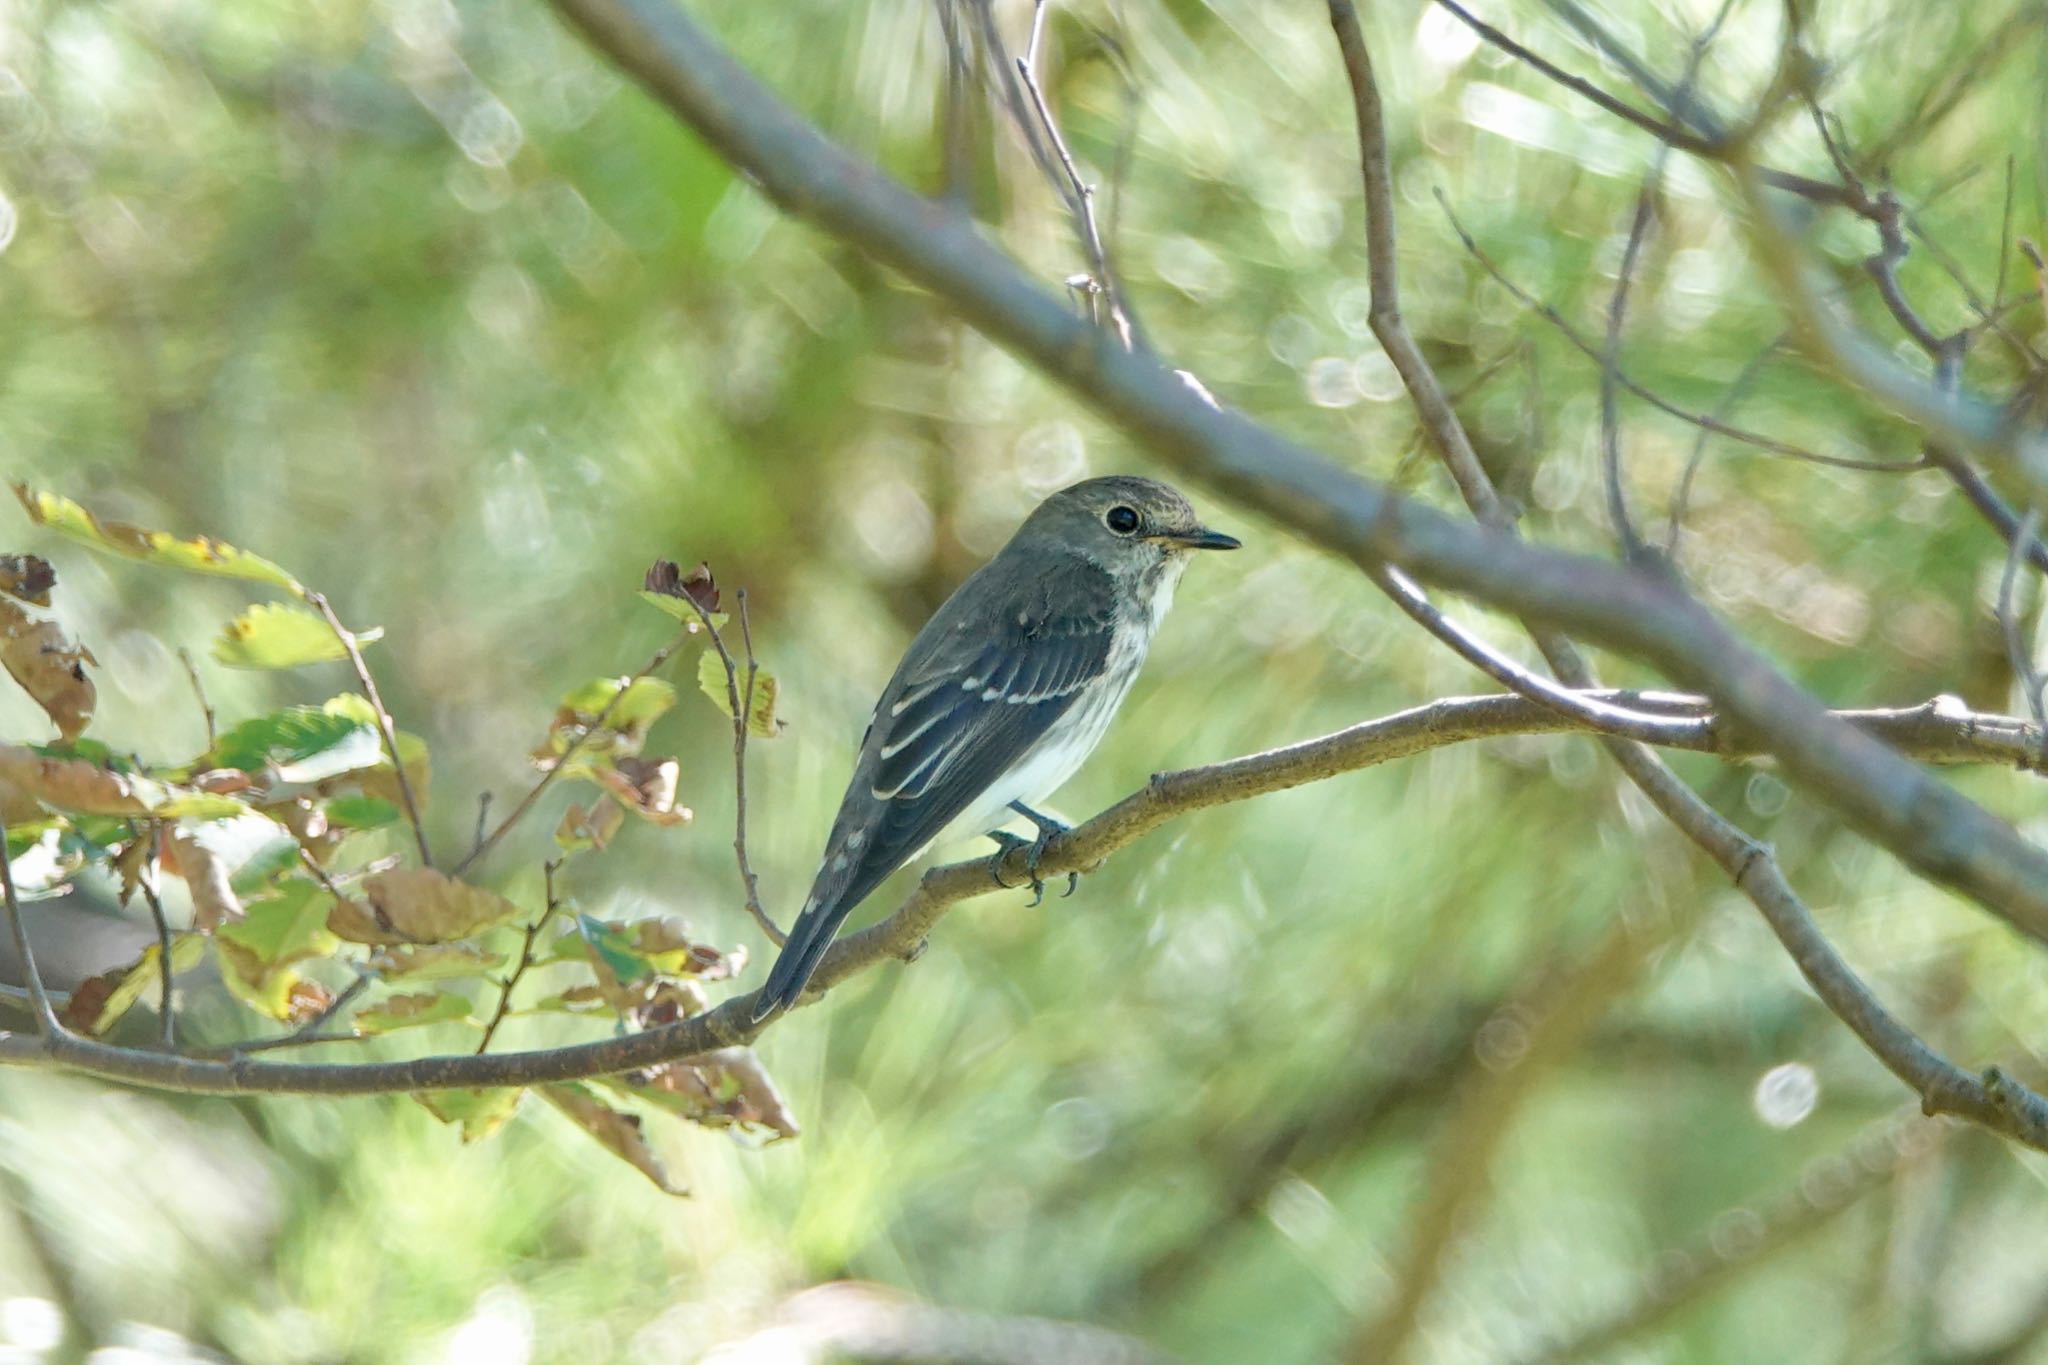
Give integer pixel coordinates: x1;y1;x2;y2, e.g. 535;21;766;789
1998;508;2048;742
0;816;58;1033
673;583;785;945
133;821;175;1049
454;628;694;879
175;646;217;751
307;590;433;869
1602;179;1657;560
1437;192;1924;473
1666;337;1783;555
477;858;566;1054
1010;6;1138;349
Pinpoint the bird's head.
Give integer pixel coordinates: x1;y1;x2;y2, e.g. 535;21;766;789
1023;475;1241;570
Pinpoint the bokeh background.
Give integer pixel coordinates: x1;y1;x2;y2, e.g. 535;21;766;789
4;0;2048;1360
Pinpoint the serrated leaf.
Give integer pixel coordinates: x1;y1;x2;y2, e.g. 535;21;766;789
209;701;378;776
541;1083;685;1195
696;651;781;737
212;602;382;670
355;991;471;1035
415;1088;524;1141
15;484;302;592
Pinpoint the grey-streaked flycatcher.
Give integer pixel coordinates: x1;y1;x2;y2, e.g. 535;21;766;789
751;475;1240;1020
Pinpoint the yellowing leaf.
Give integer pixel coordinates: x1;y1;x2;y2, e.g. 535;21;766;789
415;1088;525;1141
541;1083;685;1195
555;798;625;853
697;650;782;737
354;990;471;1035
58;934;206;1036
15;484;302;592
368;943;506;981
212;602;381;670
354;867;522;944
0;599;96;740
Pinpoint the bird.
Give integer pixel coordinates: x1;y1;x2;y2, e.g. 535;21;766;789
750;475;1240;1021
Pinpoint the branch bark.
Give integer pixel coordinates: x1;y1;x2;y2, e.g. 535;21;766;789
538;0;2048;961
3;691;2044;1109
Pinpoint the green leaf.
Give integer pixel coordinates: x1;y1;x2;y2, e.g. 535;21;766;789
577;913;654;986
217;879;336;970
212;603;381;670
15;484;302;593
355;991;472;1035
697;650;782;737
636;590;726;631
209;702;378;776
558;676;678;729
414;1088;525;1142
323;794;400;830
152;792;255;821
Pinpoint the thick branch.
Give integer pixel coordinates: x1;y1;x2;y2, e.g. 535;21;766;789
534;0;2048;952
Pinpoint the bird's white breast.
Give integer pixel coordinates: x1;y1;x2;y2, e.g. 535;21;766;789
948;554;1186;840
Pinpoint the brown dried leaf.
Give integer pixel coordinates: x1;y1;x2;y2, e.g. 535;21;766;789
645;558;720;614
0;554;55;607
590;755;690;826
164;827;244;931
0;747;152;816
541;1083;686;1195
112;834;152;908
626;1046;800;1140
0;600;96;740
358;867;522;944
283;979;334;1025
58;971;116;1034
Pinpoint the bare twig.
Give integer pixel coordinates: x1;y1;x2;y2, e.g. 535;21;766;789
175;646;217;751
0;818;57;1034
1437;193;1923;473
667;579;785;946
1602;180;1656;560
454;627;694;879
1666;338;1783;554
477;858;567;1054
1997;508;2048;741
1009;2;1138;349
1322;0;2048;1179
307;590;433;869
132;821;175;1049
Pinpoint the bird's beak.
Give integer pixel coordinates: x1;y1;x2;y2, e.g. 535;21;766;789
1157;526;1242;551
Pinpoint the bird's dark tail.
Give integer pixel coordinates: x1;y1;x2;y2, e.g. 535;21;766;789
750;890;854;1022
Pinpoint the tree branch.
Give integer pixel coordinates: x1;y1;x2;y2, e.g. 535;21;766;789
532;0;2048;961
5;688;2043;1109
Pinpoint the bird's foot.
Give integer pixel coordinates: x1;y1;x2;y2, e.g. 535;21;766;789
987;803;1080;906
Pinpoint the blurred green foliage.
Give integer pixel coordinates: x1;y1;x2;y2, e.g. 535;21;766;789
3;0;2048;1361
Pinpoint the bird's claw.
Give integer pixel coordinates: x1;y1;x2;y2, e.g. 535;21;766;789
986;812;1079;905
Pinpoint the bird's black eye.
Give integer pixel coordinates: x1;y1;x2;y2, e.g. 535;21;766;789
1105;505;1140;535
